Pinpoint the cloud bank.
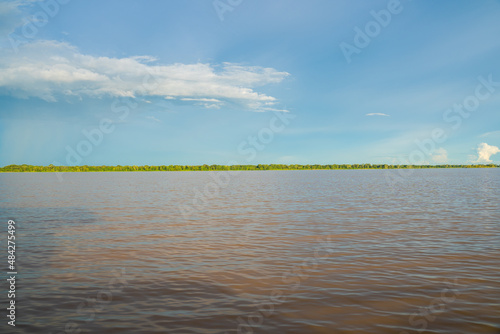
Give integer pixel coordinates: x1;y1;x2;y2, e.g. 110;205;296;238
0;40;289;111
432;147;448;163
477;142;500;163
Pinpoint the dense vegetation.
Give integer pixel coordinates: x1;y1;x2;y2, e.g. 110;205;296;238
1;164;498;172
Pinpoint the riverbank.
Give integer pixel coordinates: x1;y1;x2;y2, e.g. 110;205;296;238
1;164;498;172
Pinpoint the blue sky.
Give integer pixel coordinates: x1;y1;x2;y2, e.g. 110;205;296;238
1;0;500;166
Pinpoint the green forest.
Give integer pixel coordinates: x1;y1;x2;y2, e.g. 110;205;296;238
1;164;498;172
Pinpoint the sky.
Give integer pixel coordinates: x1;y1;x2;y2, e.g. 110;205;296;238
1;0;500;166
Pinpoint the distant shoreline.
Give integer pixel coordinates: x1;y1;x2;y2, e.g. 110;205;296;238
1;164;499;173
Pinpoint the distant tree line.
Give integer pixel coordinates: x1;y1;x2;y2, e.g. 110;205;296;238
0;163;498;173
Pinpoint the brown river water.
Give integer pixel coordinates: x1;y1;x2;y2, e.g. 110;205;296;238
0;169;499;333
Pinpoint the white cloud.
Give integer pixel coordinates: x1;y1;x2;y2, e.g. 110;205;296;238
0;40;289;111
431;147;448;164
146;116;161;123
476;142;500;163
180;98;222;102
480;130;500;138
203;103;221;110
180;97;223;109
366;113;390;117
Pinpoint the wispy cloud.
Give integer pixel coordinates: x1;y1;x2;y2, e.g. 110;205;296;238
477;142;500;163
179;97;223;110
0;40;289;111
203;104;221;110
146;115;162;123
366;113;390;117
479;130;500;138
180;98;222;102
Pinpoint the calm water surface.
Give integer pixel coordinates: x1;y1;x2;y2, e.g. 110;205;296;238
0;169;499;333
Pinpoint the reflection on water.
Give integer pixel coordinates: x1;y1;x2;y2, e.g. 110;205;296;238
0;169;499;333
